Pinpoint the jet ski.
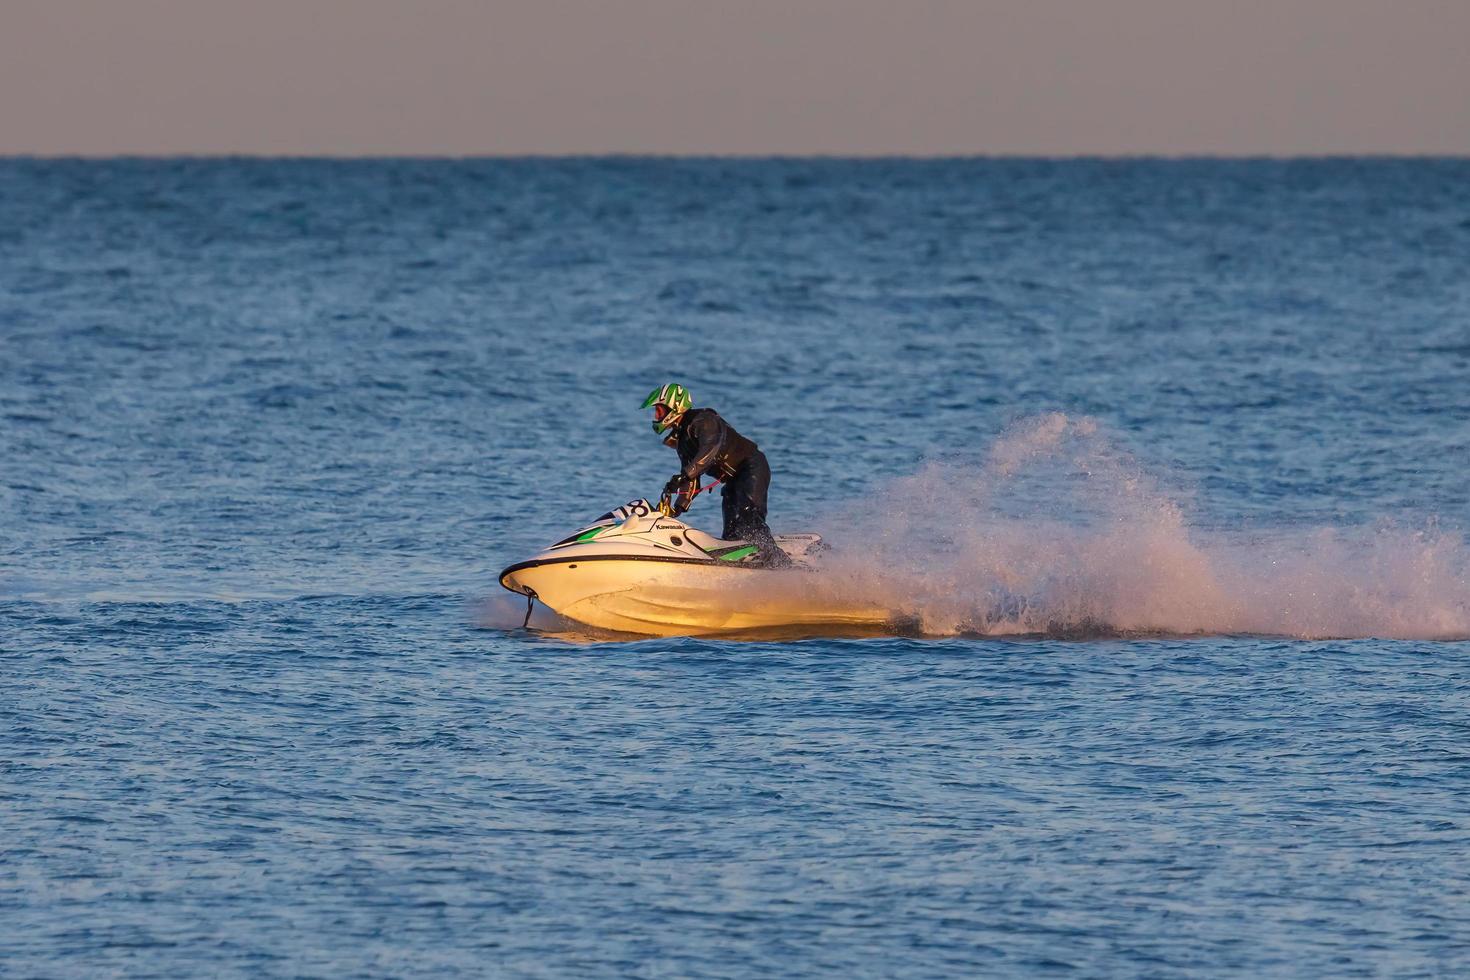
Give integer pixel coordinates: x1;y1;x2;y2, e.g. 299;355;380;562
498;496;895;638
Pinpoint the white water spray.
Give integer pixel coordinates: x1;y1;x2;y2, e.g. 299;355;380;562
809;414;1470;640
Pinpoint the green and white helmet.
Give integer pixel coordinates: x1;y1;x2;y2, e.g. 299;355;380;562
641;383;693;435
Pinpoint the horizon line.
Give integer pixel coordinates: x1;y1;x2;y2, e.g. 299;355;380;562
5;151;1470;162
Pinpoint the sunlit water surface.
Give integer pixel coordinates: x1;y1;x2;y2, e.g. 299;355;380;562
3;158;1469;976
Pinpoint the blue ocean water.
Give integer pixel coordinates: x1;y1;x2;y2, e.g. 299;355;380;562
3;158;1470;976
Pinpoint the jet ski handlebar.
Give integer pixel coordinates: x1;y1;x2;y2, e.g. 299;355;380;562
658;477;722;517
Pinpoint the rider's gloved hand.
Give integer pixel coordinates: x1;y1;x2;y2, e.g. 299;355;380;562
665;475;698;516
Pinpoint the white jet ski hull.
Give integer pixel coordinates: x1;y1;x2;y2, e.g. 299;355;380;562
498;499;894;638
501;556;890;637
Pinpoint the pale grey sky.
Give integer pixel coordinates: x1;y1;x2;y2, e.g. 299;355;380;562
2;0;1467;155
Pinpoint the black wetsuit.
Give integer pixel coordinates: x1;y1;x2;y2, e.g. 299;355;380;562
669;408;782;555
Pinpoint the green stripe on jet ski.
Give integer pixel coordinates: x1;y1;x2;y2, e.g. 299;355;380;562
718;546;759;562
575;526;608;542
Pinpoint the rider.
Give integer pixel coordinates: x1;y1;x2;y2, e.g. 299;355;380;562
642;383;790;565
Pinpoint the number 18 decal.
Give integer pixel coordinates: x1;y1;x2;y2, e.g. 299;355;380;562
613;499;651;521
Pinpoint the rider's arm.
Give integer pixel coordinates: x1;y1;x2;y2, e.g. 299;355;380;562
680;413;726;481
